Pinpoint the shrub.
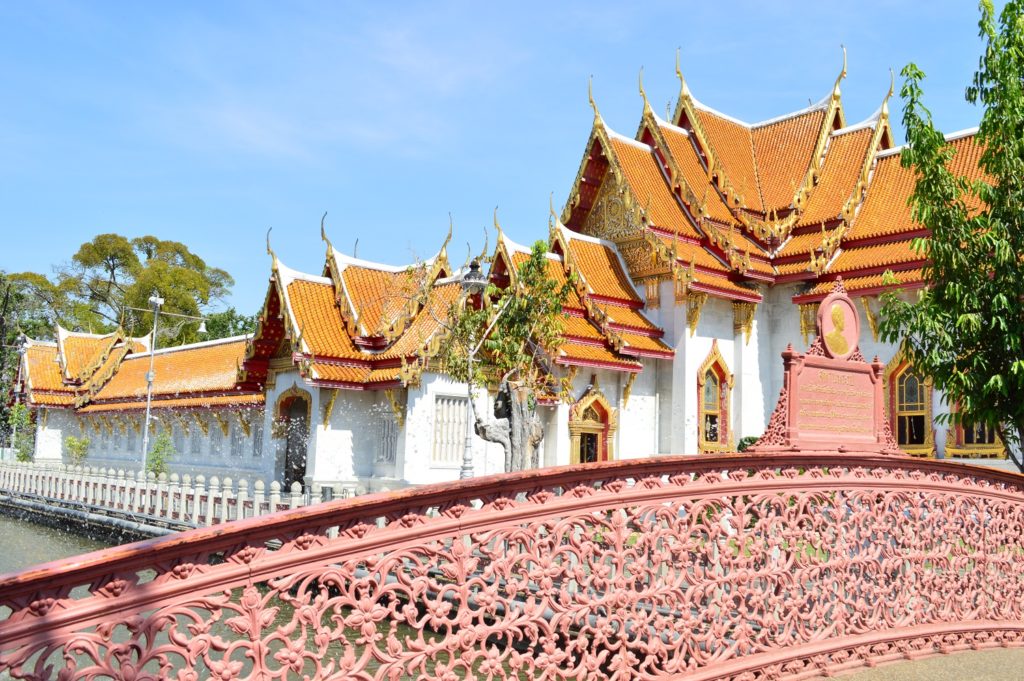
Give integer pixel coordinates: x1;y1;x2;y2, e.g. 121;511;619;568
146;430;175;476
64;435;90;466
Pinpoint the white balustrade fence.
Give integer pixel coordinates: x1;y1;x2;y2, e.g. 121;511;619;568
0;462;330;528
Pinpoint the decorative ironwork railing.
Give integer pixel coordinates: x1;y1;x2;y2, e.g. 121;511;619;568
2;453;1024;680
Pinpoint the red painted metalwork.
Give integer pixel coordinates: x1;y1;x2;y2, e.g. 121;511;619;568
2;453;1024;680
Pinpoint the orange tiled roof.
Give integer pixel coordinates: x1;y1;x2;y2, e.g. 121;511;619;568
378;282;461;359
59;330;120;383
562;315;605;340
595;303;659;333
566;235;643;304
557;341;642;371
799;128;873;226
618;331;673;356
752;110;826;212
91;337;251;402
31;393;76;406
804;269;925;297
692;271;762;300
24;343;67;393
78;393;264;413
696;110;762;212
286;278;360;359
309;363;402;385
607;135;699;238
77;345;132;397
828;241;925;274
341;265;420;337
656;122;737;225
848;134;986;242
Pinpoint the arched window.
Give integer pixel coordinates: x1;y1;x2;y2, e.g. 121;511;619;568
946;405;1005;459
885;352;934;457
568;384;618;465
697;341;733;453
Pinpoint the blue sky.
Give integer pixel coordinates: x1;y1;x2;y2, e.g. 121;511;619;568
0;1;993;316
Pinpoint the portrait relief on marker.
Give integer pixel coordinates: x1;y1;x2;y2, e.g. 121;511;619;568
818;291;860;361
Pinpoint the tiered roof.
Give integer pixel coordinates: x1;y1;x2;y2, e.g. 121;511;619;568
20;327;261;414
238;229;462;391
489;223;672;375
560;54;977;307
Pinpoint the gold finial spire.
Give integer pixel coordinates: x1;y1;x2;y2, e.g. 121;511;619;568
881;67;895;117
675;48;690;99
266;227;276;259
319;211;336;257
639;66;651;112
833;44;848;96
493;205;503;239
588;75;603;121
549;191;561;225
442;212;453;251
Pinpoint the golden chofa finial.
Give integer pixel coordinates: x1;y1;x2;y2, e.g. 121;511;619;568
675;47;690;98
549;191;562;226
588;75;601;120
266;227;279;269
881;67;895;116
833;44;848;96
493;205;503;237
639;66;651;111
319;211;336;257
442;212;454;252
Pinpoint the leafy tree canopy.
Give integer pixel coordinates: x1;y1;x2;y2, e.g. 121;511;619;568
438;240;574;472
8;233;235;345
880;0;1024;466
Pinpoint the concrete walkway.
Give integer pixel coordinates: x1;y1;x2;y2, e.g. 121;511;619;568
815;648;1024;680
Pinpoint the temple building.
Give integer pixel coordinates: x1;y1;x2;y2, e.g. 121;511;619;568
16;58;1006;491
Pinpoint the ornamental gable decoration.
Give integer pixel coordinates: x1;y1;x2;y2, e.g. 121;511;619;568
749;277;901;455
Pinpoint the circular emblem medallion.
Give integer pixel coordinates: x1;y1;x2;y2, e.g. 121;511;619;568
817;292;860;360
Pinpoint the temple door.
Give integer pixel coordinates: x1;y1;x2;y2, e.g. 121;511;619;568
284;396;309;488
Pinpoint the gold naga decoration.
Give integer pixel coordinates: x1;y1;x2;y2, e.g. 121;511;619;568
621;372;638;409
384;390;406;429
732;301;757;345
212;412;230;438
860;296;881;342
798;303;818;345
321;388;339;429
687;292;709;337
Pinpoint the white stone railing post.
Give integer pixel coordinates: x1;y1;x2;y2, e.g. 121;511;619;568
289;481;303;510
154;472;166;517
269;481;281;514
182;474;194;523
253;480;265;517
168;473;181;521
193;475;206;525
222;477;235;523
236;479;249;521
206;476;220;526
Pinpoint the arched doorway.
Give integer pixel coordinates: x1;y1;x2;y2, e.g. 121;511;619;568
275;387;311;487
569;386;618;464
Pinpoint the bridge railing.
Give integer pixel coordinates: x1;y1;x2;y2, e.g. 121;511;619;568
2;453;1024;680
0;462;322;527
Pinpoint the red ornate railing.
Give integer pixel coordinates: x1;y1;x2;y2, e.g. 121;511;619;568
2;453;1024;680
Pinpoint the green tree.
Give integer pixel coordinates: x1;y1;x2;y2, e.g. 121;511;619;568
9;234;234;345
8;403;33;462
438;241;574;472
880;0;1024;468
203;307;257;340
147;430;175;476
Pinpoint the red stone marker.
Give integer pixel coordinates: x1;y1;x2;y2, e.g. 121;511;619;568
749;277;902;454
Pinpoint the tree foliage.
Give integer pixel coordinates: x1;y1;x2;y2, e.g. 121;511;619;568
203;307;257;340
8;233;234;345
880;0;1024;467
438;241;574;472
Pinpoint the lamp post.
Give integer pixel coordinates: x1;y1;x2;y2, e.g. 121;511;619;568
459;260;488;479
132;293;207;473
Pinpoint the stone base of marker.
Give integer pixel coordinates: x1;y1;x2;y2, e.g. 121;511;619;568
749;277;903;456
